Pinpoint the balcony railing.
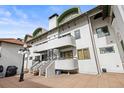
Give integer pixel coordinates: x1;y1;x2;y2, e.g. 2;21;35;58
33;34;76;52
55;59;78;70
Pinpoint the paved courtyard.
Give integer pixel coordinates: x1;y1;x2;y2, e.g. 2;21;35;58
0;73;124;88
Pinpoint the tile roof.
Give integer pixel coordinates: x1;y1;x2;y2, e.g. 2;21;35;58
0;38;24;46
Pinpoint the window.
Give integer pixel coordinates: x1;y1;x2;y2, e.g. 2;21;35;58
99;47;115;54
77;49;84;60
96;26;110;38
77;48;90;60
120;40;124;52
83;48;91;59
60;50;73;59
74;30;81;39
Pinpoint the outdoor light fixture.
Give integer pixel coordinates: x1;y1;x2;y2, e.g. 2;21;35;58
18;43;30;82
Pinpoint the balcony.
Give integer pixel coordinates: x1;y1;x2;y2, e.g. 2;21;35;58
55;59;78;70
33;35;76;52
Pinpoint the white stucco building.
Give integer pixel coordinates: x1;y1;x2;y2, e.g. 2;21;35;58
0;38;24;77
24;5;124;77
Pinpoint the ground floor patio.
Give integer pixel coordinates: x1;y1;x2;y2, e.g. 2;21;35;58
0;73;124;88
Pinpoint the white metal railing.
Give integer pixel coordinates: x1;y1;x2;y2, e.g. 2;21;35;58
32;35;75;52
55;58;78;70
34;34;74;47
38;61;51;76
30;60;41;72
38;50;57;77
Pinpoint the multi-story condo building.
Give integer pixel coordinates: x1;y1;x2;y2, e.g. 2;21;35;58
24;5;124;77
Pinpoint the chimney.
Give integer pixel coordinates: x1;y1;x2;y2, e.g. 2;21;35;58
48;13;59;30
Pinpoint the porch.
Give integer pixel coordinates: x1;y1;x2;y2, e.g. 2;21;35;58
30;46;78;75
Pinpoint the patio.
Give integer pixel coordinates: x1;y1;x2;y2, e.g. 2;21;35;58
0;73;124;88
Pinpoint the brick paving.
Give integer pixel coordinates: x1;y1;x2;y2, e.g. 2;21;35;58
0;73;124;88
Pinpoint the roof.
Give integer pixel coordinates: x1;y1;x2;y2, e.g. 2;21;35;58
57;7;80;24
24;34;33;42
0;38;24;46
26;5;103;43
26;34;32;37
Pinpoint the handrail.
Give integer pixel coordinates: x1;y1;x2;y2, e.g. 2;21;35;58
30;60;41;69
38;49;57;77
36;62;43;69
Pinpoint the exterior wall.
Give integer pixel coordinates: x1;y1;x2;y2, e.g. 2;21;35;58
47;29;58;40
112;5;124;42
91;16;124;73
111;5;124;66
59;16;98;74
0;42;23;76
26;47;40;69
24;54;30;70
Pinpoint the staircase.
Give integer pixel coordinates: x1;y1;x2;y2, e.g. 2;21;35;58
30;60;41;74
39;58;56;77
30;49;58;77
39;49;57;77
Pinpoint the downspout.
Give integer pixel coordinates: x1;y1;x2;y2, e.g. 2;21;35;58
86;13;101;74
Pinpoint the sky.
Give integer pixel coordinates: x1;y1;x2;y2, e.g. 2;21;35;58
0;5;96;39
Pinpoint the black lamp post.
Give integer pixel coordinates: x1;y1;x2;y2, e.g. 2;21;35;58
18;44;30;82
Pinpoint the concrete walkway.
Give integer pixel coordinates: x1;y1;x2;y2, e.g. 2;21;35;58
0;73;124;88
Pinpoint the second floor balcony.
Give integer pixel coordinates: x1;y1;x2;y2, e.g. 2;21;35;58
55;59;78;70
32;34;76;52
